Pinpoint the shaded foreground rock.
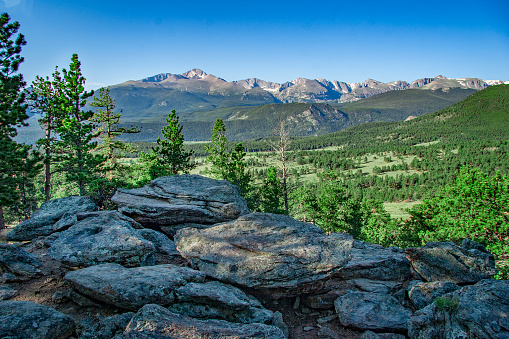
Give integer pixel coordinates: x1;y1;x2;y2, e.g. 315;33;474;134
405;241;496;284
407;281;460;310
47;211;155;267
408;279;509;339
6;196;97;241
175;212;353;297
0;243;41;282
361;331;406;339
111;175;250;229
123;303;286;339
336;241;412;282
334;291;412;333
77;312;135;339
0;300;75;339
64;263;206;310
138;228;180;256
168;281;274;325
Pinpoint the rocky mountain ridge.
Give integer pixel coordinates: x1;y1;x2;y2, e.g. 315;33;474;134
122;69;508;104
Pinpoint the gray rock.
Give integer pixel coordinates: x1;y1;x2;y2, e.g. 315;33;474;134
361;331;406;339
408;281;460;310
408;279;509;339
6;196;97;241
0;300;75;339
78;312;135;339
175;213;353;297
168;281;274;324
304;279;403;310
461;239;490;254
111;175;250;228
47;211;155;267
334;291;412;332
122;303;287;338
0;285;17;300
0;243;41;282
77;210;143;228
336;241;412;281
138;228;180;256
64;263;206;310
405;242;496;284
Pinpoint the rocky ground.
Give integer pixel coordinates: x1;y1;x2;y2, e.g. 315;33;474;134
1;175;508;339
1;232;360;339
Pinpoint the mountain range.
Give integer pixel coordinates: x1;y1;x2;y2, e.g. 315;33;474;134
16;70;507;144
112;68;507;115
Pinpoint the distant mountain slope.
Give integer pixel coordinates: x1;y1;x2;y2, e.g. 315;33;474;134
116;87;478;142
283;84;509;151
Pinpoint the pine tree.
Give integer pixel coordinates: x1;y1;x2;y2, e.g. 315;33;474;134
143;109;194;179
91;86;140;179
0;13;30;228
53;54;104;196
225;143;250;195
205;118;229;179
258;166;285;214
31;72;62;201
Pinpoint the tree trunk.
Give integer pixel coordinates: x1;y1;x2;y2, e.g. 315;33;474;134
0;205;5;229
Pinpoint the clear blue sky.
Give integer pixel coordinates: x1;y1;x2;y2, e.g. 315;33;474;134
3;0;509;90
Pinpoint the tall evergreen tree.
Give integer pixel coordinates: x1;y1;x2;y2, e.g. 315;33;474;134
53;54;104;196
0;13;30;228
258;166;285;214
205;118;229;179
143;109;194;179
31;72;62;201
225;142;250;195
91;86;140;179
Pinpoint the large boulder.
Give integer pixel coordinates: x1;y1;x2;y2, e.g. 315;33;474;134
77;312;135;339
122;303;286;339
64;263;206;310
168;281;275;325
0;300;75;339
405;241;496;284
334;291;412;333
47;211;155;267
408;279;509;338
6;196;97;241
137;228;181;256
0;243;41;282
335;241;412;282
111;175;250;230
175;212;353;297
407;281;460;310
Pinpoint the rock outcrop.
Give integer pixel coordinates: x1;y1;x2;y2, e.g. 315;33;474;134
405;241;496;284
407;281;460;310
64;263;206;310
111;175;250;233
6;196;97;241
168;281;274;325
408;279;509;338
1;175;506;339
0;300;75;339
175;212;353;297
122;304;286;339
0;243;41;282
334;292;412;332
47;211;155;267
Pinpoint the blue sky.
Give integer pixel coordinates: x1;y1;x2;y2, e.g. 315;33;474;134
3;0;508;89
